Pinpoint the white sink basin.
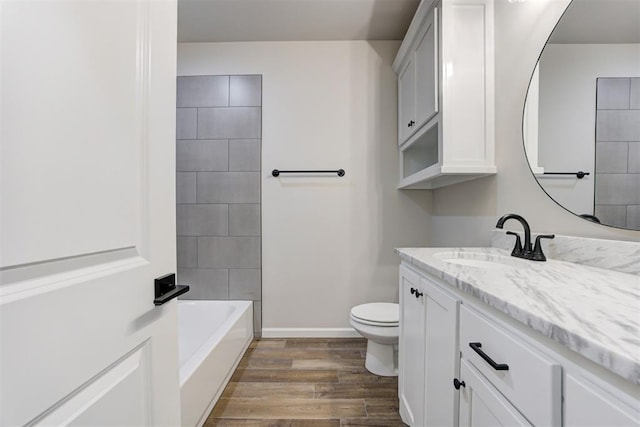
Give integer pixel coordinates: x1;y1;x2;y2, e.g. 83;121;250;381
433;251;530;270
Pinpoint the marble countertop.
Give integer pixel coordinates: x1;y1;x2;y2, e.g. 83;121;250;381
396;247;640;384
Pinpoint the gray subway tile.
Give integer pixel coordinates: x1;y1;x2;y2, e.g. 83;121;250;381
594;205;627;229
177;204;228;236
197;172;260;203
177;76;229;107
630;78;640;110
629;143;640;173
176;108;197;139
177;139;229;172
198;236;260;268
177;236;197;268
229;139;261;171
596;110;640;142
230;75;262;107
596;142;629;173
597;78;630;110
177;268;229;300
626;205;640;230
176;172;197;204
253;301;262;337
229;204;261;236
197;107;261;139
595;174;640;205
229;269;261;300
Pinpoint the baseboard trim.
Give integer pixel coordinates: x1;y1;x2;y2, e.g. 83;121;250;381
261;327;360;338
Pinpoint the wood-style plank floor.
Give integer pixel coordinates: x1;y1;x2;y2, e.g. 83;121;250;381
205;338;408;427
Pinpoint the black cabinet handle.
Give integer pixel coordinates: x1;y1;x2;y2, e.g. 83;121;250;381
469;342;509;371
410;287;417;295
407;120;416;128
453;378;466;390
154;273;190;306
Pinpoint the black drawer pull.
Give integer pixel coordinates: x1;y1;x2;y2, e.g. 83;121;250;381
469;342;509;371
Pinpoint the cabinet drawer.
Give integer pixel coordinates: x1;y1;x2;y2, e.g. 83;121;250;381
459;306;561;426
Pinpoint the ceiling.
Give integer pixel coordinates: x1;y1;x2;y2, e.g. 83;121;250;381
177;0;421;43
549;0;640;44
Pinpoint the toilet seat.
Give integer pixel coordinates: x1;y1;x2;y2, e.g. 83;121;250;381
350;303;398;327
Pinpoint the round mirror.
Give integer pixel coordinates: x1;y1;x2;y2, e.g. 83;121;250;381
523;0;640;230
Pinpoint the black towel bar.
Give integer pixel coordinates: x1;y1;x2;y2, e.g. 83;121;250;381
272;169;345;177
541;171;589;179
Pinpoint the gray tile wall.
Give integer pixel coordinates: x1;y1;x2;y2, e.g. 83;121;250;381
595;77;640;230
176;75;263;335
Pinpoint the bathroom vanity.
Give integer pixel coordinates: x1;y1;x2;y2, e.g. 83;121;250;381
396;244;640;426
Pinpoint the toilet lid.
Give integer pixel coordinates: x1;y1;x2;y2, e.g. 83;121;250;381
351;303;399;324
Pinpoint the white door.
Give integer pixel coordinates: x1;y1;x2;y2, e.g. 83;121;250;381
414;7;438;129
0;1;180;426
398;265;425;426
398;59;416;145
423;278;459;427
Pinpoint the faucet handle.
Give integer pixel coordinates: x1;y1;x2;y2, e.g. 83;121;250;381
532;234;555;261
506;231;523;258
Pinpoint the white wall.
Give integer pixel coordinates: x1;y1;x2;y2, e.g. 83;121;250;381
430;0;640;245
537;44;640;216
178;41;432;333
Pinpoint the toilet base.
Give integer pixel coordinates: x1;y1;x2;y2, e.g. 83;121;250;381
364;340;398;377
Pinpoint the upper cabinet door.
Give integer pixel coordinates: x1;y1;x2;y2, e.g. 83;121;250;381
398;59;416;144
0;1;180;426
414;8;439;130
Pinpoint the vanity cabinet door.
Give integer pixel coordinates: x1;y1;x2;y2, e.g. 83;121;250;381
458;359;532;427
565;373;640;427
398;59;416;145
423;276;459;426
413;7;438;130
399;265;426;426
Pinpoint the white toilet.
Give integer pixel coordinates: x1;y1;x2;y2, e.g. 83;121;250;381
350;302;399;376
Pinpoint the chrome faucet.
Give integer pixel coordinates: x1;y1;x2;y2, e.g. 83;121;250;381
495;214;555;261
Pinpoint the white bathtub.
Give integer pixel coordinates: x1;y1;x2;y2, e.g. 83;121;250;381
178;300;253;427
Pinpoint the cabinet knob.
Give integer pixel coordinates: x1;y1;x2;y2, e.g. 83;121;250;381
414;290;423;299
453;378;466;390
410;287;416;295
407;120;416;128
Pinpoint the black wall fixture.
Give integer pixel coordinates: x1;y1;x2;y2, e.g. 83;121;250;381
272;169;345;177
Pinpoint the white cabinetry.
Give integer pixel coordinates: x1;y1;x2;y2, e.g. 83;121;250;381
399;265;460;426
565;372;639;427
394;0;496;189
458;359;532;426
459;305;562;426
399;265;426;426
397;259;639;427
423;276;459;426
398;9;438;144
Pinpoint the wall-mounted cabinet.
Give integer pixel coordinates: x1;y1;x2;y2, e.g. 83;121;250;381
393;0;496;189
